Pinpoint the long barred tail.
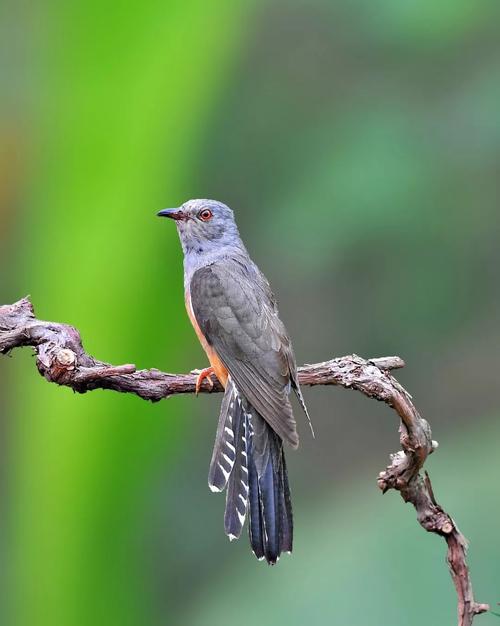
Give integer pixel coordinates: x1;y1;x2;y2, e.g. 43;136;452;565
208;378;293;564
246;407;293;564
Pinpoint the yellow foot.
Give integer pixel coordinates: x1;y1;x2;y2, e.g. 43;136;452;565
194;366;215;395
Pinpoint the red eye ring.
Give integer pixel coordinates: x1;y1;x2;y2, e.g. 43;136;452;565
199;209;213;222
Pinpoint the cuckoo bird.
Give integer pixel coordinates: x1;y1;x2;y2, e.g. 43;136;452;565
157;199;310;564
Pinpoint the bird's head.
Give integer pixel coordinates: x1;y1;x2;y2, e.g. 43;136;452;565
157;199;240;255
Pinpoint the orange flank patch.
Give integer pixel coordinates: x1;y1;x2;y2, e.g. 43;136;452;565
185;289;229;389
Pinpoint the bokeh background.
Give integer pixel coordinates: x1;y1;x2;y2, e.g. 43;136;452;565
1;1;500;625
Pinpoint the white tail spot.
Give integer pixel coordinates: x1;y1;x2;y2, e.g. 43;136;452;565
218;463;231;481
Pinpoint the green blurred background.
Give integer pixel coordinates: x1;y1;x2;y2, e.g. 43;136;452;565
1;1;500;625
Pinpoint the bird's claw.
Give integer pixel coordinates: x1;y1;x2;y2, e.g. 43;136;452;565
195;367;215;395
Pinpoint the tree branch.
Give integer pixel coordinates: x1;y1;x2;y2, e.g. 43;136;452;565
0;297;489;625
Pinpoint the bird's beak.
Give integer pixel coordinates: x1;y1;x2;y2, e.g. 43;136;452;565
157;208;186;220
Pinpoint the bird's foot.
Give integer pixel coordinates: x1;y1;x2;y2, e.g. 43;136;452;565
193;366;215;395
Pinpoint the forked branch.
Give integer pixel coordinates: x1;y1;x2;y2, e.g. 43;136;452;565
0;297;489;625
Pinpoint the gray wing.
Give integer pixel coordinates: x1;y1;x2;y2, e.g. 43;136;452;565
190;260;300;448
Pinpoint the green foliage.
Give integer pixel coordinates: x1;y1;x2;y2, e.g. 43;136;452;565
4;2;250;626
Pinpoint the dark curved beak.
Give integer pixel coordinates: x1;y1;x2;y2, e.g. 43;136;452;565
157;208;186;220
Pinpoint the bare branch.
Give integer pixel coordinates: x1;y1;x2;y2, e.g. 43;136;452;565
0;297;489;625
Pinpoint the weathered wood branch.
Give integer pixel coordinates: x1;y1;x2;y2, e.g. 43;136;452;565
0;297;489;625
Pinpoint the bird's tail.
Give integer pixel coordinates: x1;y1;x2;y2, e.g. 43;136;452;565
246;406;293;564
208;378;293;565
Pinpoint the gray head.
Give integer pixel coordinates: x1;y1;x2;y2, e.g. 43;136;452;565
157;199;242;256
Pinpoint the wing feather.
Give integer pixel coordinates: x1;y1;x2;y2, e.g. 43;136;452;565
190;261;300;448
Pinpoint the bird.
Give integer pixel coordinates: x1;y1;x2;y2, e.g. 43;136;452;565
157;199;311;564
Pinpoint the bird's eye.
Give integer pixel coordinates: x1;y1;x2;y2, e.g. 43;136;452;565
198;209;213;222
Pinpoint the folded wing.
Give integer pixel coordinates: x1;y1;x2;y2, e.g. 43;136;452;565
190;261;299;448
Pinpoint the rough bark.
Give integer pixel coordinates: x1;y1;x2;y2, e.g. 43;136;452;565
0;297;490;625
